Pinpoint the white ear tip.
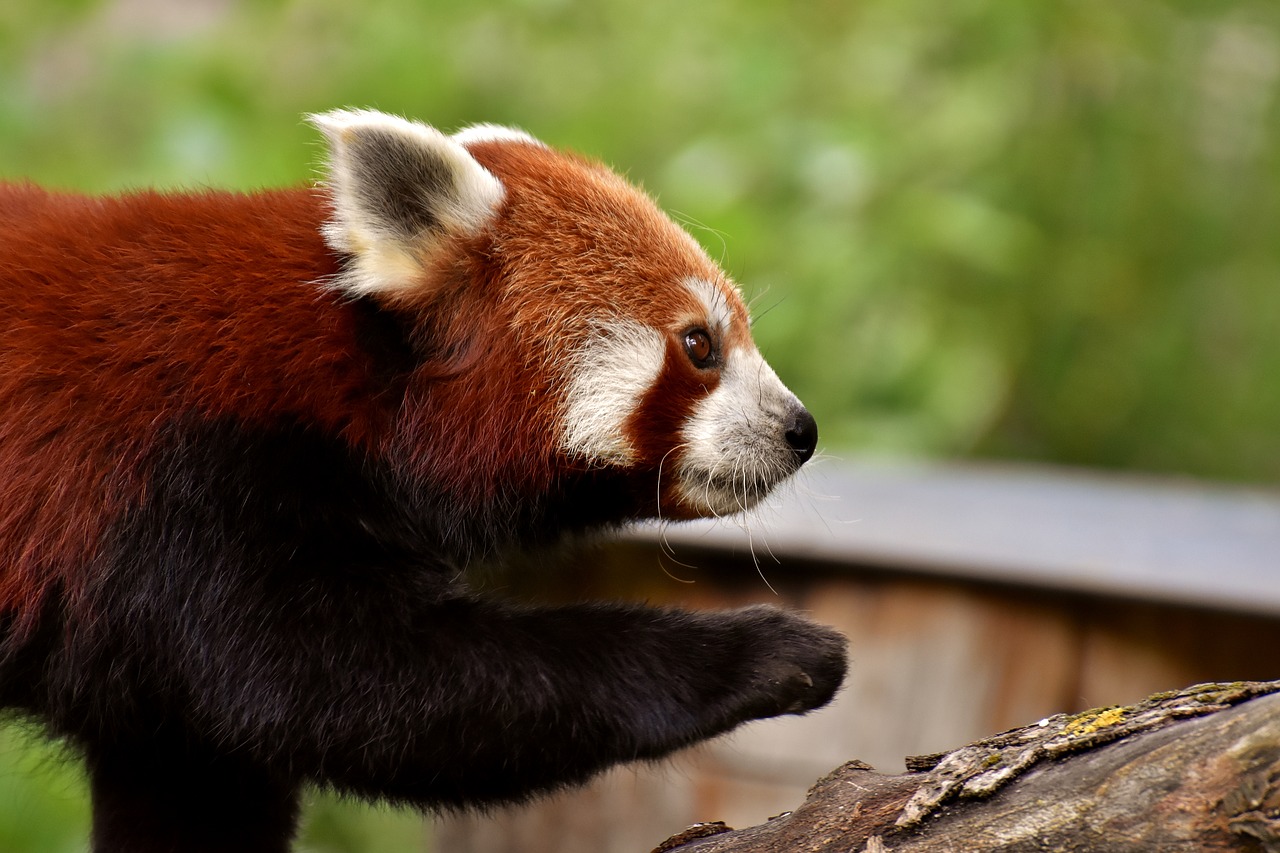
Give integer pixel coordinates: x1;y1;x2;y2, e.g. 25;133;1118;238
307;108;373;138
306;110;342;129
453;124;546;148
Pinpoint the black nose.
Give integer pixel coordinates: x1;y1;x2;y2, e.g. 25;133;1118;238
784;405;818;466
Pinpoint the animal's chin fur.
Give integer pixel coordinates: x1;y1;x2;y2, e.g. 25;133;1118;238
675;468;793;517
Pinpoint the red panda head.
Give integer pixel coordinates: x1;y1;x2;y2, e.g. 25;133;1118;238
311;110;816;522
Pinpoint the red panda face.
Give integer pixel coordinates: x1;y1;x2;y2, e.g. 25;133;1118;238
312;110;816;521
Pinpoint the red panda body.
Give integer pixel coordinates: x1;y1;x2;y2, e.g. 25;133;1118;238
0;112;844;853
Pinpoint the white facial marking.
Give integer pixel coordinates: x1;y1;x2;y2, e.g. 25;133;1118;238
560;320;666;465
683;277;735;337
678;345;804;515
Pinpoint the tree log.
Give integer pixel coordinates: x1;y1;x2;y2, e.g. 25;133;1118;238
653;681;1280;852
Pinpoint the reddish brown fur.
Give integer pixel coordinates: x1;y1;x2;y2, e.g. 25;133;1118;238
0;140;756;614
466;141;720;331
459;141;753;513
0;184;376;616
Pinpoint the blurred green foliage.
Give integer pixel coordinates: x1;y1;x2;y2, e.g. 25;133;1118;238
2;0;1279;849
0;722;426;852
0;725;89;853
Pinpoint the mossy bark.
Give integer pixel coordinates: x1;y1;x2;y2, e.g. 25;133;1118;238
654;681;1280;853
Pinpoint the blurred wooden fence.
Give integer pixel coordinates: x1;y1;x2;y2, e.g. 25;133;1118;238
433;460;1280;852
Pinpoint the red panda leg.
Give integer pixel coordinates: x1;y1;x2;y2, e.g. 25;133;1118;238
85;740;300;853
132;594;846;808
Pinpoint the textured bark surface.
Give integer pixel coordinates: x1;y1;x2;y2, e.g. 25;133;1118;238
653;681;1280;853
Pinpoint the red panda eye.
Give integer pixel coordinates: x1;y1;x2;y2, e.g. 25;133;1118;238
684;329;713;367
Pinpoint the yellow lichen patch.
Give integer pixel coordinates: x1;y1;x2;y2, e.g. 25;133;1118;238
1063;706;1127;737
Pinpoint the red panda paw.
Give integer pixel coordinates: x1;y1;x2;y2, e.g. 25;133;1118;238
719;605;848;724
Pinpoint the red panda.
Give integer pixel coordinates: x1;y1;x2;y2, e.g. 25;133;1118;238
0;110;845;853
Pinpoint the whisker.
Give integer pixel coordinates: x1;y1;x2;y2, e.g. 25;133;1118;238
657;543;698;583
671;211;730;266
654;444;680;525
743;519;779;597
753;288;788;321
653;444;700;582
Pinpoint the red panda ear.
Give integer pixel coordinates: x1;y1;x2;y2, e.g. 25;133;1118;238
309;109;506;300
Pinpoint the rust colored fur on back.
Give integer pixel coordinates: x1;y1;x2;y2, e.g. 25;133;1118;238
0;185;361;616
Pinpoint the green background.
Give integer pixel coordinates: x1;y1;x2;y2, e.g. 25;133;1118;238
3;0;1279;849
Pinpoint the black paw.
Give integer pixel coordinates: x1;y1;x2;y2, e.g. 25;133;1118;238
722;605;847;724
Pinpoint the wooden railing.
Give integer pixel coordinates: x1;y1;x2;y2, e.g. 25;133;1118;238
632;458;1280;615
